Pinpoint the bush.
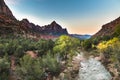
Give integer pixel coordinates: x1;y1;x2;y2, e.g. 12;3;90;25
0;37;55;58
42;53;62;77
0;56;10;80
81;39;92;50
15;53;62;80
113;24;120;37
35;39;54;56
15;55;44;80
97;37;120;75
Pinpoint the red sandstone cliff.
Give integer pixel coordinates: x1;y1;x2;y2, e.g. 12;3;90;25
93;17;120;37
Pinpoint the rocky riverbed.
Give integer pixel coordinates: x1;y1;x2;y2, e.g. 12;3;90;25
73;52;112;80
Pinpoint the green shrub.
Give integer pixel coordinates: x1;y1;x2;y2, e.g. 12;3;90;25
113;24;120;37
15;55;44;80
81;39;92;50
15;53;62;79
0;56;10;80
42;53;62;77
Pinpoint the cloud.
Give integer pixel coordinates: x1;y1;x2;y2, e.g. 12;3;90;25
4;0;20;5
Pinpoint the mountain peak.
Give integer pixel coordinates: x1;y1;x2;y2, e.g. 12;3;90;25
50;21;62;29
50;21;58;26
51;21;56;24
22;19;29;23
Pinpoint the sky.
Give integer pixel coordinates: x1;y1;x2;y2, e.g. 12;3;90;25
4;0;120;35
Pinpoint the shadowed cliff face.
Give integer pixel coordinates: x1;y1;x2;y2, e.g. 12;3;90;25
93;17;120;37
20;19;68;36
41;21;68;35
0;0;19;36
0;0;16;20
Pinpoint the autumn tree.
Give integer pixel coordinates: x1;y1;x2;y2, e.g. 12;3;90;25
54;35;80;60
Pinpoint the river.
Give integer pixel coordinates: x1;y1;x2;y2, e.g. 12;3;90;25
77;52;112;80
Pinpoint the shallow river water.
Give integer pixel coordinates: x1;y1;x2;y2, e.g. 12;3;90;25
78;53;112;80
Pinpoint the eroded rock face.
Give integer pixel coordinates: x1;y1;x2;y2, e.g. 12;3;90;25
20;19;42;33
93;17;120;37
0;0;19;36
20;19;68;36
0;0;68;38
42;21;68;35
0;0;16;20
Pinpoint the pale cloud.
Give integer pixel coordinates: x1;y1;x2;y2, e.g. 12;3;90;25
4;0;20;5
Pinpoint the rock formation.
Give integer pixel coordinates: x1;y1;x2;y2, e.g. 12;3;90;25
20;19;68;36
0;0;19;36
0;0;16;20
0;0;68;38
41;21;68;35
93;17;120;37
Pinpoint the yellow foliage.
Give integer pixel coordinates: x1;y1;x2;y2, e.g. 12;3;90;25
97;37;120;52
97;41;107;51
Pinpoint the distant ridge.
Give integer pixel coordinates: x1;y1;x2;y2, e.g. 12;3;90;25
93;17;120;37
0;0;68;39
70;34;91;40
20;19;68;36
